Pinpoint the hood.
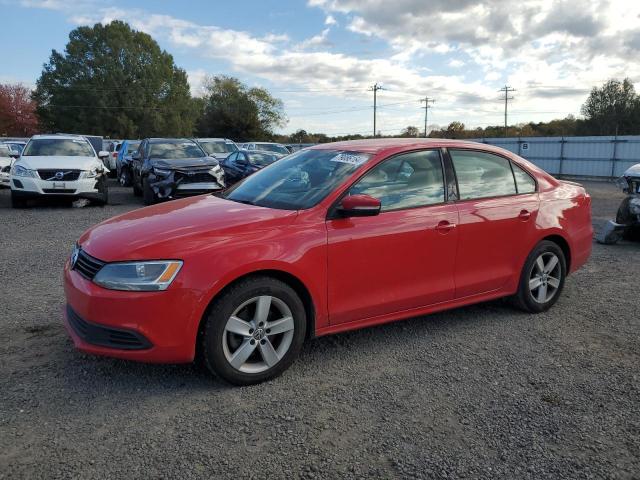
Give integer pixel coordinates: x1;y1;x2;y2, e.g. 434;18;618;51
17;155;102;171
79;194;297;262
623;163;640;178
150;157;219;169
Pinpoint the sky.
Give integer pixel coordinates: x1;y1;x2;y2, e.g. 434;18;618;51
1;0;640;136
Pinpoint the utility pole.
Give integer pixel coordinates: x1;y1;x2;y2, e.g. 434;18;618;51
499;86;515;137
369;83;384;137
420;96;435;137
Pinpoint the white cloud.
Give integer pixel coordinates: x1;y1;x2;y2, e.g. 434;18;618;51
325;14;337;25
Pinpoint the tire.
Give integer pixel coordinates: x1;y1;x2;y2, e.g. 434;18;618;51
512;240;566;313
200;276;307;385
616;197;640;241
93;176;109;206
119;168;132;187
133;175;142;197
142;177;155;205
10;191;27;208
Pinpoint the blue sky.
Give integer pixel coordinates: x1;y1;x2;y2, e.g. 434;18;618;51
2;0;639;135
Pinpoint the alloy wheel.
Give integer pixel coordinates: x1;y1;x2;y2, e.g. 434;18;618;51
222;295;295;373
529;252;561;303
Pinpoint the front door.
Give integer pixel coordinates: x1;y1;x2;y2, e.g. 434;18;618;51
326;149;459;325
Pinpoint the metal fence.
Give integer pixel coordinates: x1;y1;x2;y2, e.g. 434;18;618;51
472;136;640;178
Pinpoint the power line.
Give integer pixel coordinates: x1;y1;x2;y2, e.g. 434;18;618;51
499;85;516;137
420;96;435;138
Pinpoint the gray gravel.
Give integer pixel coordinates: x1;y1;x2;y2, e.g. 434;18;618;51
0;180;639;479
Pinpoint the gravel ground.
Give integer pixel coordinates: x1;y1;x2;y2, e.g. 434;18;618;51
0;180;638;479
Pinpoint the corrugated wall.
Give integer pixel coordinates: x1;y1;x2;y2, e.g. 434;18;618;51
471;136;640;178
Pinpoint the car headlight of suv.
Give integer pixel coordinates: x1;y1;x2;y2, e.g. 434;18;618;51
153;168;171;177
82;166;103;178
93;260;183;291
11;165;37;177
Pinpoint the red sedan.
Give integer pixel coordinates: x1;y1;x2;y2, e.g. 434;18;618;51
63;139;593;385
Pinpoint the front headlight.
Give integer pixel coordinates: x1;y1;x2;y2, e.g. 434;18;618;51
153;168;171;177
82;167;102;178
210;164;222;173
93;260;183;291
11;165;37;177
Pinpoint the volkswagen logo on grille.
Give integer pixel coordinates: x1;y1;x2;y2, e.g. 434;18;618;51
55;171;65;180
70;246;79;269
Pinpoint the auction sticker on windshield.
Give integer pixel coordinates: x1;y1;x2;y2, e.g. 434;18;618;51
329;152;369;166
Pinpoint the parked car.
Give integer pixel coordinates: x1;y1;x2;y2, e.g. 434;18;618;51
0;144;18;188
242;142;290;157
63;139;592;385
196;138;238;161
10;134;109;208
131;138;225;205
2;140;26;154
597;163;640;243
220;149;279;185
102;140;122;177
115;140;141;186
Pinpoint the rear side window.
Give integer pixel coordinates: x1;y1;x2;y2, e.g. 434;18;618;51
450;150;516;200
512;163;536;193
349;150;444;211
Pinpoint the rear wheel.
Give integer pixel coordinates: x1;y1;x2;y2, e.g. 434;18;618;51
200;276;306;385
119;168;132;187
513;240;566;313
142;177;155;205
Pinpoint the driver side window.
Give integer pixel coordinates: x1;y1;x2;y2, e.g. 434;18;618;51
348;150;445;212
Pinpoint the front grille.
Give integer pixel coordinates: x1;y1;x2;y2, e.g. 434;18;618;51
42;189;76;194
66;305;152;350
38;169;81;181
175;171;215;184
73;249;106;280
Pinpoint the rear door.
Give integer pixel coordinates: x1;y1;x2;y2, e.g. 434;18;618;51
326;149;459;325
447;149;540;298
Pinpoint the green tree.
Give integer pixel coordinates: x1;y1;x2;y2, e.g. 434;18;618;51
400;126;420;137
197;76;286;141
581;78;640;135
33;21;197;138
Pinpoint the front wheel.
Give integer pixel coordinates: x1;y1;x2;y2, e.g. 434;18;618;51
200;276;307;385
10;190;27;208
513;240;566;313
119;167;132;187
142;177;156;205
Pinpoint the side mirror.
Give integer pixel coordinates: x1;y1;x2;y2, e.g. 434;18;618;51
98;150;109;159
337;194;381;217
9;150;20;159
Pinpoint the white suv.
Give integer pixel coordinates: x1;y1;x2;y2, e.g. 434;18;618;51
10;134;110;208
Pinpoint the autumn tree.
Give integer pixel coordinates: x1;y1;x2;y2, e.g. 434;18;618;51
581;78;640;135
0;83;40;136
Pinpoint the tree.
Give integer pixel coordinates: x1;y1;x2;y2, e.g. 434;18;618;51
33;21;197;138
197;75;286;141
581;78;640;135
400;126;420;137
0;84;40;137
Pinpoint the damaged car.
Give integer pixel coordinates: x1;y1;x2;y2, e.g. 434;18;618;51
597;163;640;244
131;138;225;205
9;134;110;208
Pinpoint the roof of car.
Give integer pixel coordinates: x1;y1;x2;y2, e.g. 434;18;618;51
197;138;235;142
146;138;198;143
29;134;91;141
309;138;482;154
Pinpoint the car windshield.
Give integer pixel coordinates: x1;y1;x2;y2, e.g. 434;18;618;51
201;141;238;155
149;141;206;159
23;138;95;157
222;149;370;210
126;142;140;155
256;144;289;155
247;152;278;167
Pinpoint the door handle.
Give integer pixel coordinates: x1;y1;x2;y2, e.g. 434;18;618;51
435;220;456;233
518;209;531;221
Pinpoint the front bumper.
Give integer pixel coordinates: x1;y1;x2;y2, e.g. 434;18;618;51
11;175;105;197
63;261;203;363
0;171;9;188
